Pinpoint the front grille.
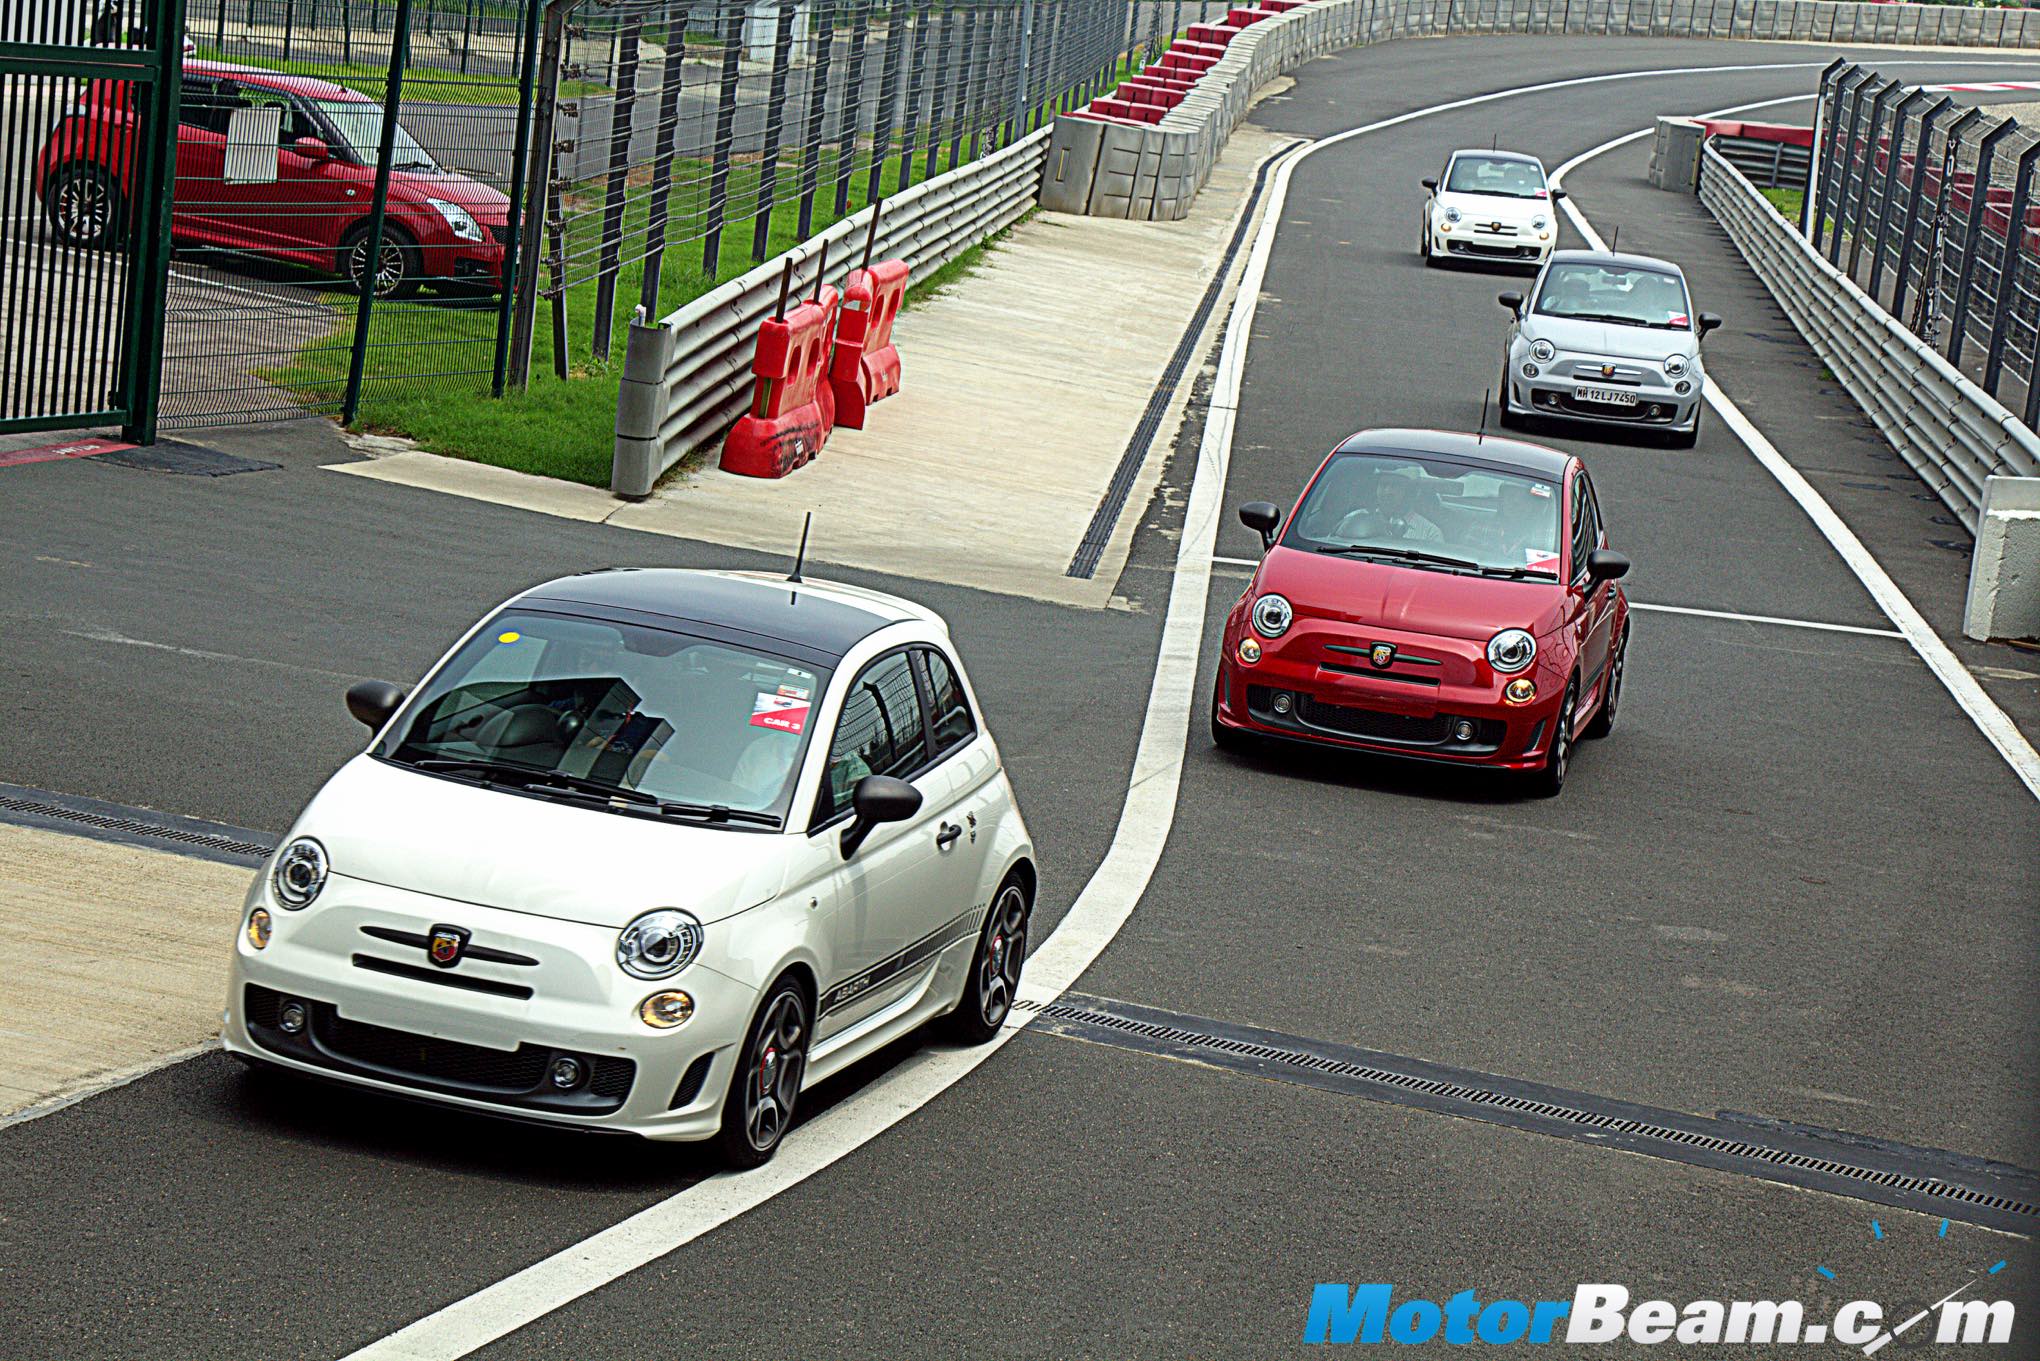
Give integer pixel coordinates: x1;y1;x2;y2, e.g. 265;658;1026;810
1537;391;1677;424
350;954;537;999
670;1053;715;1109
1449;240;1536;258
1296;695;1449;742
242;984;633;1115
1247;686;1503;753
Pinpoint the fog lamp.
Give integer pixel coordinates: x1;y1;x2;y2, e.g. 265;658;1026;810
1522;363;1538;378
278;1001;308;1035
1271;692;1293;715
1238;637;1262;664
246;908;272;950
639;990;695;1029
1503;678;1537;705
1537;230;1550;241
1674;380;1691;395
1453;720;1476;742
549;1056;585;1089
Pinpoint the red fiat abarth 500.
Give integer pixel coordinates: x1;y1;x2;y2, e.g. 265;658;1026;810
1211;428;1631;796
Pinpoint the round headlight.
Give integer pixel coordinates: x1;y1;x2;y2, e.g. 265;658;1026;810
616;910;703;980
1251;593;1293;639
1442;205;1461;224
271;838;328;909
1487;628;1538;674
1529;339;1555;363
1530;215;1549;232
1663;353;1687;376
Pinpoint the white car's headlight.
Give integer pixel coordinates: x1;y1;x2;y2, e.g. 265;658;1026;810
1442;205;1461;224
1251;593;1293;639
428;197;483;243
1487;629;1537;674
271;837;328;909
1531;215;1549;231
616;910;703;980
1529;339;1556;363
1663;354;1687;376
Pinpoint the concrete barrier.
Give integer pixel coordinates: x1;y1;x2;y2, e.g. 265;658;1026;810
1964;476;2040;641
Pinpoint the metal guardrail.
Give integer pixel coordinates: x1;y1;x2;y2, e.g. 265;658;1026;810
1713;135;1812;191
611;122;1048;496
1702;141;2040;532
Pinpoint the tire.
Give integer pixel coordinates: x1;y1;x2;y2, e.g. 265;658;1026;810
1583;628;1626;739
44;163;123;249
945;875;1031;1045
1497;361;1525;430
1210;667;1249;752
1667;405;1701;449
715;975;810;1169
1420;223;1437;266
1527;677;1577;798
342;221;421;299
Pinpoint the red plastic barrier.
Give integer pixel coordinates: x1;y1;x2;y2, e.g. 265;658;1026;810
813;283;841;440
1158;49;1216;75
1259;0;1304;10
1697;119;1814;147
1228;7;1276;25
721;298;834;479
830;259;910;431
1123;80;1185;108
1065;107;1145;125
1171;39;1228;60
1092;96;1142;120
1186;22;1236;45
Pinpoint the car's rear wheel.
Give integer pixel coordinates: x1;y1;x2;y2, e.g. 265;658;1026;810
716;976;809;1169
945;875;1030;1045
45;164;122;248
342;221;421;298
1583;627;1626;739
1528;677;1576;798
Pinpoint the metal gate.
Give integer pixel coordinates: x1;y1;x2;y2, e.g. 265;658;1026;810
0;0;183;440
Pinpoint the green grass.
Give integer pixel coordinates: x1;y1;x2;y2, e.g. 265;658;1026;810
194;44;604;104
1760;186;1805;220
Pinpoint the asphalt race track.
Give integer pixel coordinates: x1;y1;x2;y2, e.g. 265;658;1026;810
1;33;2037;1360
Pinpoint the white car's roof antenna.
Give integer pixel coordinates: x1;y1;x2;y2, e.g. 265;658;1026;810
1477;390;1491;444
1608;225;1620;252
788;510;813;585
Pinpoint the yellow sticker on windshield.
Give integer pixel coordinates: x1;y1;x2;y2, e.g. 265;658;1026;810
498;631;521;644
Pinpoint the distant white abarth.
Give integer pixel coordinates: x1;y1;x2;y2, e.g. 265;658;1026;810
223;569;1035;1167
1419;148;1561;269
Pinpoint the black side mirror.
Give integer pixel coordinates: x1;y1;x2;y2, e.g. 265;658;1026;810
1548;188;1567;202
841;774;921;859
1697;312;1723;336
1238;501;1282;550
346;679;407;730
1421;177;1438;191
1498;290;1523;315
1586;549;1631;582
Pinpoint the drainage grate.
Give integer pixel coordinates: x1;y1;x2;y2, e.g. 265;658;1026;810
1065;139;1311;581
1017;995;2040;1233
0;784;274;865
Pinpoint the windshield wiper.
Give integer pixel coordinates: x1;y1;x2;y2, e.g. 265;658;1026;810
401;756;782;827
1474;563;1560;580
1319;544;1484;572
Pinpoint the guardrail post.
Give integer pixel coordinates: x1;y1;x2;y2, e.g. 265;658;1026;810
1949;119;2016;367
1981;141;2040;396
1889;97;1958;323
1867;89;1932;302
1845;80;1902;280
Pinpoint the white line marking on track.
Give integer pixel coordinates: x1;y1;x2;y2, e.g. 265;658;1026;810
1551;96;2040;802
341;59;2029;1361
1627;602;1902;637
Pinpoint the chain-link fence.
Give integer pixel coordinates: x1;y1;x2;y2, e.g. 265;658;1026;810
1811;61;2040;429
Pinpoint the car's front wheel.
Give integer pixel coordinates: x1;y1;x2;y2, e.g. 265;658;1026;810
1527;677;1576;798
716;976;810;1169
1211;667;1249;752
1584;627;1626;739
342;220;421;298
1497;360;1525;430
45;163;123;248
946;875;1030;1045
1666;403;1702;449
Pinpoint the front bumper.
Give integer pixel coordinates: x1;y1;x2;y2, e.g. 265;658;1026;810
1214;621;1567;771
223;874;757;1141
1508;340;1702;430
1435;222;1551;264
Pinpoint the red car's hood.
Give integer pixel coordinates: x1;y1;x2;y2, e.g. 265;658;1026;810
389;168;510;220
1254;545;1568;641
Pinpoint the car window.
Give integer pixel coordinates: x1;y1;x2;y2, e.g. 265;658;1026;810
240;87;318;145
1534;262;1691;330
1283;450;1562;577
180;77;231;135
921;649;976;754
1445;155;1547;198
1569;476;1594;581
817;652;929;823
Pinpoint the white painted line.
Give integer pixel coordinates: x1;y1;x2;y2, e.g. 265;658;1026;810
344;60;2002;1361
1628;602;1903;638
1552;106;2040;802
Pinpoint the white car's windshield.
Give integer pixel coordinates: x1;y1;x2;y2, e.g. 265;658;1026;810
1445;155;1547;199
1534;262;1692;330
316;99;437;170
1283;452;1563;577
377;610;830;825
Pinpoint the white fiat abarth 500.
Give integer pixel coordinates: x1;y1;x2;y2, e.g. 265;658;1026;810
223;568;1036;1167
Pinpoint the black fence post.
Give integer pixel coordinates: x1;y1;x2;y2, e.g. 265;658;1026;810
1949;120;2016;367
798;3;835;238
1828;73;1879;266
751;1;800;260
1816;68;1867;258
897;2;929;191
703;0;743;275
591;15;642;361
1889;97;1956;324
343;0;412;426
835;1;869;215
868;0;905;202
1846;81;1902;281
956;3;980;164
636;1;689;315
492;0;547;395
1866;89;1930;302
1982;141;2040;395
1801;58;1847;240
925;5;955;178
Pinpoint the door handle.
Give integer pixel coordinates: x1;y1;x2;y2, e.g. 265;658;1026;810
935;822;963;850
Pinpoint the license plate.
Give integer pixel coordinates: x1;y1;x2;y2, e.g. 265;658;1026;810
1573;385;1637;407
